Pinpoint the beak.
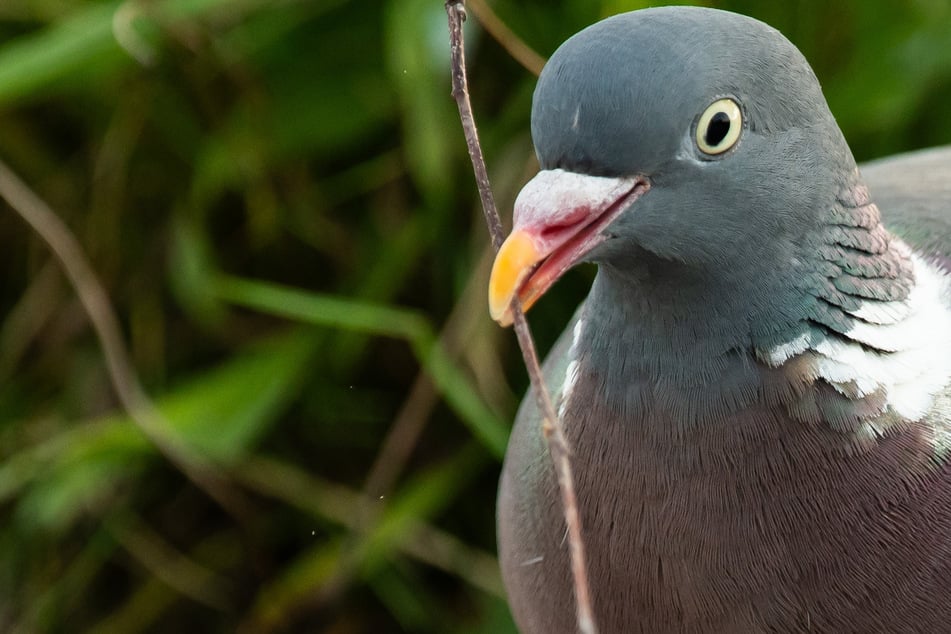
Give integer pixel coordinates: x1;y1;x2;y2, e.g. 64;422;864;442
488;169;648;326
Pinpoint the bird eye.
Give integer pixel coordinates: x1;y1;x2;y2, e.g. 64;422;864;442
696;98;742;155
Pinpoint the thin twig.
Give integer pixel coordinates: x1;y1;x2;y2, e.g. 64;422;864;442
468;0;545;77
445;4;598;634
447;12;504;253
0;158;251;525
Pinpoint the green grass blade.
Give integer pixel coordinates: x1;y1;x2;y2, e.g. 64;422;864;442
211;275;509;457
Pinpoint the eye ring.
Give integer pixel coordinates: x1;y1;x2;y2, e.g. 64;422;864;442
696;98;743;155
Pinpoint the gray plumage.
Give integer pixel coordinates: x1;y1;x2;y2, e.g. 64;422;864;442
496;7;951;634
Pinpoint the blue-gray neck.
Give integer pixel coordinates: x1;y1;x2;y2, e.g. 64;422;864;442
575;176;914;429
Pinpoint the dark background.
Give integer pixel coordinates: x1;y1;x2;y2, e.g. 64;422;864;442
0;0;949;632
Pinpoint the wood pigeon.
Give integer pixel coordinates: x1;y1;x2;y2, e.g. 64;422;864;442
489;7;951;633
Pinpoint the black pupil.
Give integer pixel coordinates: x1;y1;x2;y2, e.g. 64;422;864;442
705;111;731;146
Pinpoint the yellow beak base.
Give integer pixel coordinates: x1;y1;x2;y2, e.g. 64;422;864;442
488;231;542;326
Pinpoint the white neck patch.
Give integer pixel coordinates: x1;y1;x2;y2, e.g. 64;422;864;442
763;244;951;423
558;316;586;422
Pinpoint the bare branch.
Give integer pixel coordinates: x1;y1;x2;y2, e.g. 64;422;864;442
445;3;598;633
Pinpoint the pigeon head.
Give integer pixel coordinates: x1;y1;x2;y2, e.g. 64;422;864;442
489;7;857;328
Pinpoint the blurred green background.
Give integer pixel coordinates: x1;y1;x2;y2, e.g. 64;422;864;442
0;0;949;632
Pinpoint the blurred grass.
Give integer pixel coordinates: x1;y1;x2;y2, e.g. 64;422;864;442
0;0;949;632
